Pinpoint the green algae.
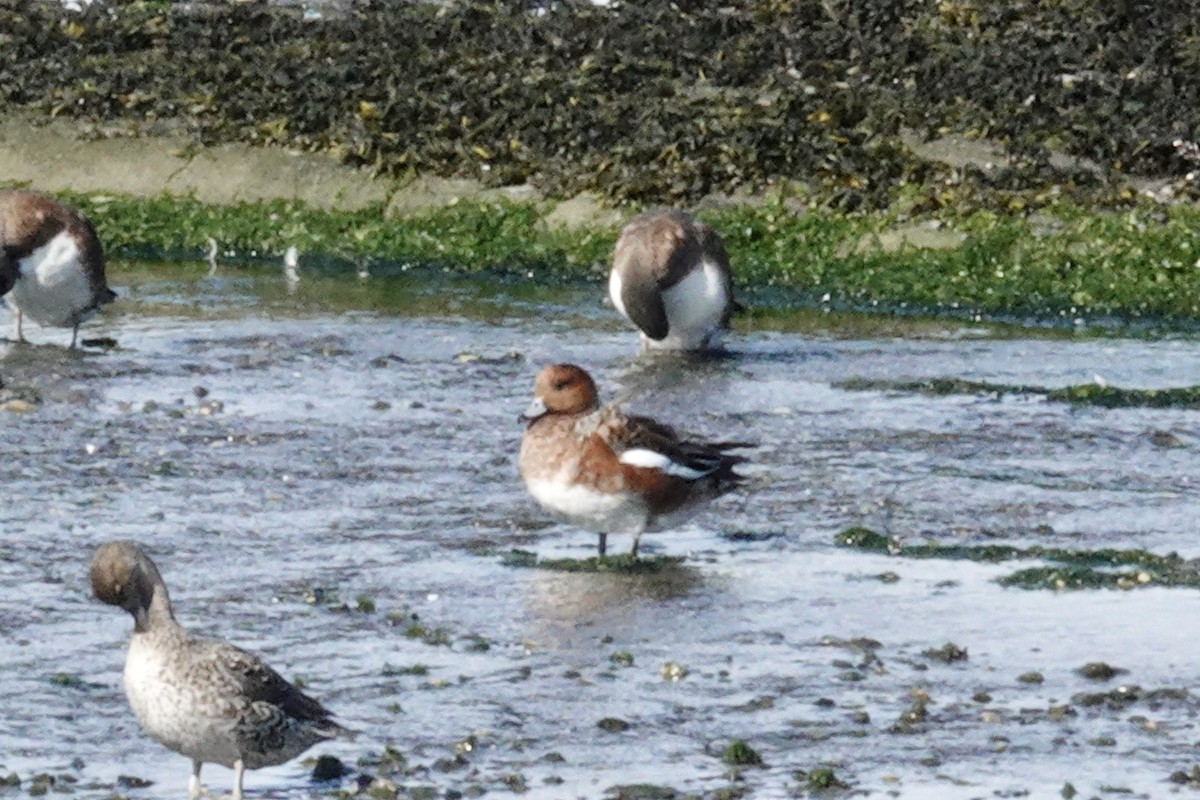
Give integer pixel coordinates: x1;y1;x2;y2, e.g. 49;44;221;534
41;190;1200;327
835;527;1200;591
721;740;764;768
72;194;614;279
501;549;686;574
609;651;635;667
922;642;969;664
402;622;452;648
47;673;101;691
794;767;850;791
838;376;1200;409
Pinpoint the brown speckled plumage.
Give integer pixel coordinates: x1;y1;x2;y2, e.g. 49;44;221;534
90;541;341;800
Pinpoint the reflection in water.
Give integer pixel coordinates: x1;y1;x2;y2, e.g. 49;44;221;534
522;563;705;649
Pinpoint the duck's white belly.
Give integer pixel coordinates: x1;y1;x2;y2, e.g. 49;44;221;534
526;476;651;534
124;636;241;768
9;231;95;327
654;260;728;349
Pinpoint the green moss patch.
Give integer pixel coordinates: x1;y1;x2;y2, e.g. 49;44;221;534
25;189;1200;327
501;549;686;574
838;377;1200;409
835;527;1200;590
722;739;765;768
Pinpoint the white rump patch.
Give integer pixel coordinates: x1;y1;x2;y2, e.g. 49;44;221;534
619;448;708;480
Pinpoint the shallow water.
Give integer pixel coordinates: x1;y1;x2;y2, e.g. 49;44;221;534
3;262;1200;799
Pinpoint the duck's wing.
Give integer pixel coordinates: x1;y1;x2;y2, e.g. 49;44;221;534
205;640;337;727
601;407;748;482
0;250;16;297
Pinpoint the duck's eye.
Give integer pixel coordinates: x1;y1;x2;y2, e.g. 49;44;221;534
553;380;570;391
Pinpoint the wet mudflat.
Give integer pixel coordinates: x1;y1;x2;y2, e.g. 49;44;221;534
3;262;1200;800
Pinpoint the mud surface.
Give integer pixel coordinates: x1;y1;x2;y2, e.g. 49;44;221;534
3;262;1200;798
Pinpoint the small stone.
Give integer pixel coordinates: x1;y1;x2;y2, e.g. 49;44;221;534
598;717;631;733
1148;430;1184;448
1047;704;1077;721
366;778;400;800
311;755;348;781
1;399;36;413
1018;671;1045;684
922;642;968;664
1077;662;1127;681
660;661;688;681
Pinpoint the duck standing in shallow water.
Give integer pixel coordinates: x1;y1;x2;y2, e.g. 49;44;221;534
89;541;343;800
0;190;116;347
608;209;735;351
519;364;748;557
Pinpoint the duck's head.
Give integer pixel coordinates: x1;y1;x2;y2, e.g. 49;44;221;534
90;541;171;632
521;363;601;422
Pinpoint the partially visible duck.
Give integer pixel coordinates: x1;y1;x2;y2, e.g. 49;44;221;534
518;363;748;556
283;246;300;293
0;190;116;347
89;541;343;800
608;209;734;351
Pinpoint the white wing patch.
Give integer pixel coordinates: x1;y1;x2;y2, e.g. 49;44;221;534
619;448;708;480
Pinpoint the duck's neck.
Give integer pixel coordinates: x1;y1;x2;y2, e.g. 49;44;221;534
132;574;177;635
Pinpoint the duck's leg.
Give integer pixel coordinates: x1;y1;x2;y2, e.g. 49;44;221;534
13;308;23;343
630;527;643;558
597;533;608;557
188;760;203;799
69;323;79;349
232;759;245;800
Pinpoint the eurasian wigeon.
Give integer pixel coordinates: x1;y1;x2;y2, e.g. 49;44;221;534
519;363;748;556
0;189;116;347
608;208;735;351
90;541;344;800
